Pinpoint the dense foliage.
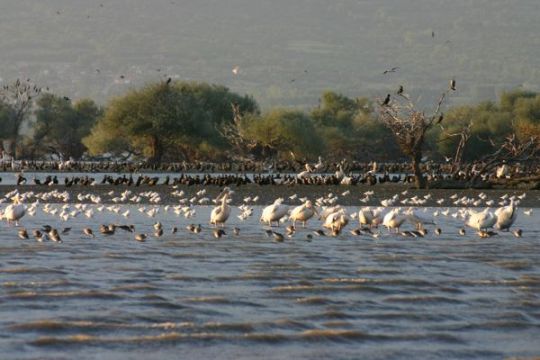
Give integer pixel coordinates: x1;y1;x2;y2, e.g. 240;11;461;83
0;79;537;164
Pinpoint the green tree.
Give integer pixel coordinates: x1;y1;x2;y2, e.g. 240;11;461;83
33;94;102;159
241;109;323;159
312;91;395;160
83;81;258;163
0;79;41;158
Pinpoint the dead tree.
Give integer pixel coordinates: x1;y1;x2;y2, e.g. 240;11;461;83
438;121;474;174
217;103;270;160
0;79;42;158
469;133;539;185
378;92;447;188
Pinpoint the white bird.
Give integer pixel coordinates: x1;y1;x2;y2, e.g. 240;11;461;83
358;207;375;227
382;208;406;233
260;198;289;227
314;156;324;171
322;209;349;233
3;194;26;225
466;208;497;231
334;164;345;180
494;200;517;231
210;190;232;227
289;200;317;227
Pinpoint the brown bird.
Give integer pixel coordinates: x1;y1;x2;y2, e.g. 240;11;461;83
83;227;95;238
213;229;226;239
135;233;147;242
272;231;284;242
18;228;29;240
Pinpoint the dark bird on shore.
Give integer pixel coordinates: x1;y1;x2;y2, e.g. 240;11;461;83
435;228;442;235
459;228;466;236
512;229;522;238
63;96;70;101
213;229;226;239
397;85;404;96
436;112;444;124
171;226;178;234
382;94;391;106
41;225;52;233
383;67;399;74
450;79;456;91
61;227;71;234
432;31;435;38
18;229;29;240
17;174;26;185
120;75;125;79
166;77;172;85
154;228;163;237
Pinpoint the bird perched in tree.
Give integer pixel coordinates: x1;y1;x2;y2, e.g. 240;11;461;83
436;112;444;124
382;94;391;106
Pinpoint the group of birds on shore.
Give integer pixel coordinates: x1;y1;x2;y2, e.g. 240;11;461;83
0;185;531;245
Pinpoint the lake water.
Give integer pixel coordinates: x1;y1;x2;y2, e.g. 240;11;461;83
0;205;539;359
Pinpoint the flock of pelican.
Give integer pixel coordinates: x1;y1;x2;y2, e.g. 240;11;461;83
0;185;531;244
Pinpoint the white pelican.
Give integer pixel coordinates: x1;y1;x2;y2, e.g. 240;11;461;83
335;164;345;180
358;207;374;227
314;156;324;172
289;200;317;227
260;198;289;227
466;208;497;231
297;163;313;179
382;208;406;233
323;209;349;232
210;189;232;227
494;200;517;231
3;194;26;226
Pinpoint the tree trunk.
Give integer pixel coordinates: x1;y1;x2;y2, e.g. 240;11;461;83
148;135;163;164
411;152;426;189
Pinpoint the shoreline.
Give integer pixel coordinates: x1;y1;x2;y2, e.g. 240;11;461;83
1;184;538;207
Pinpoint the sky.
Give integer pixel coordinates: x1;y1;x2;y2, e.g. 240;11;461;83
1;0;539;109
